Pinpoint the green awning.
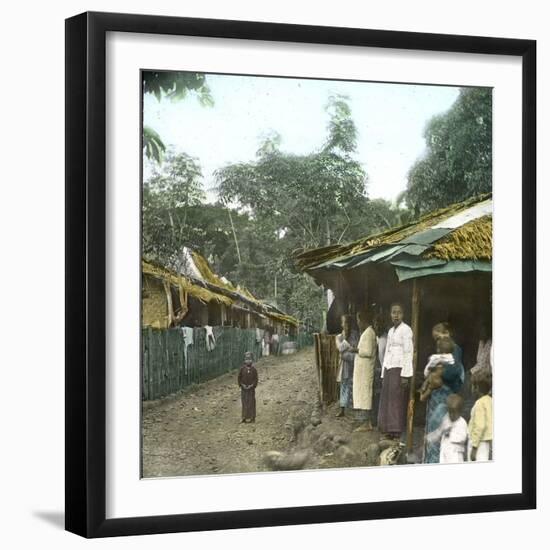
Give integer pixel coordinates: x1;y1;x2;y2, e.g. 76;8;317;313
400;227;452;245
350;244;405;267
395;260;492;282
390;257;447;269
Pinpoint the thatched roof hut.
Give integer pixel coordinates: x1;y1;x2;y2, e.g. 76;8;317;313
295;193;492;320
295;193;493;450
142;250;299;330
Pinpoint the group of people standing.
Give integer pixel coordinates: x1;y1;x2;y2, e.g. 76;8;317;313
336;304;493;464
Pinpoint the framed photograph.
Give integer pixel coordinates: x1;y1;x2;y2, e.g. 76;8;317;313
65;11;536;538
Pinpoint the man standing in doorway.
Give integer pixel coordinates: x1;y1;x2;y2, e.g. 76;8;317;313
377;303;414;439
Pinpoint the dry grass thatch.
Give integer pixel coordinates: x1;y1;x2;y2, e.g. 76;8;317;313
142;261;234;306
191;251;232;289
294;193;492;270
191;251;264;306
426;215;492;261
266;311;299;327
143;259;299;326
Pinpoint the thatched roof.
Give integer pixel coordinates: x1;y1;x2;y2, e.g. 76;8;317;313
142;261;233;306
188;250;298;324
191;251;236;291
143;256;299;326
427;215;492;261
188;249;264;306
295;194;492;282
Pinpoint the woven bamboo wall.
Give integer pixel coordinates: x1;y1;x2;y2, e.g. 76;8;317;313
142;326;314;401
142;277;169;329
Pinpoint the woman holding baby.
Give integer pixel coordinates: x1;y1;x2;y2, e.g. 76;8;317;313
423;322;465;463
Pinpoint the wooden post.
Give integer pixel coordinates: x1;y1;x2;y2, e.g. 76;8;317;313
314;333;324;404
407;279;421;452
163;280;174;327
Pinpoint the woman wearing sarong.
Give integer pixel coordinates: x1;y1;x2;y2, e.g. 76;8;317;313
377;303;414;439
424;323;465;463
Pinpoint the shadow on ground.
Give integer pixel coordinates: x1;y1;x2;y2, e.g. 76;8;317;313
32;510;65;530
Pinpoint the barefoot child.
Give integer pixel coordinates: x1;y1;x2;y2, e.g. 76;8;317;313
238;351;258;423
425;393;468;463
419;336;456;402
468;373;493;461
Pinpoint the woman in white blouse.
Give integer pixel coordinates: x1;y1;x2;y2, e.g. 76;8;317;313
377;303;413;439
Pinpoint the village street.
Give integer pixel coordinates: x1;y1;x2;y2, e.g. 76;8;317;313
142;347;388;478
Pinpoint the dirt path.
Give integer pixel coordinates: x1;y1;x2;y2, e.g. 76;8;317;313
142;347;321;477
142;347;420;478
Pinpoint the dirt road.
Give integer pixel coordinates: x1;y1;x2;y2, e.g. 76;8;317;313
142;347;402;478
142;347;320;477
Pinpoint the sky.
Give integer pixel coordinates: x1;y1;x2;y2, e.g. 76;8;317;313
143;73;460;203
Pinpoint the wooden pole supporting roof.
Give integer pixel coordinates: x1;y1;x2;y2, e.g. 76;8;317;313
406;278;421;453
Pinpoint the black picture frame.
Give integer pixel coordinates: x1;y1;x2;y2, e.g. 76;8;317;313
65;11;536;538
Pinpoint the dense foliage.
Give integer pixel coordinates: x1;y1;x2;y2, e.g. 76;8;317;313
405;88;492;214
143;151;205;268
216;96;372;251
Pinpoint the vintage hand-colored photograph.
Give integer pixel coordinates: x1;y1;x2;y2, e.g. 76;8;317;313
140;70;493;478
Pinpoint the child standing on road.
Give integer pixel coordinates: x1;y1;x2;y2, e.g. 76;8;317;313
238;351;258;423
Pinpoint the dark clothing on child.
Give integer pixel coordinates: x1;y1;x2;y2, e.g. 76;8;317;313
238;363;258;420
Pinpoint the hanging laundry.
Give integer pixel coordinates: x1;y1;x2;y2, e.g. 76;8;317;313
205;326;216;352
180;326;194;373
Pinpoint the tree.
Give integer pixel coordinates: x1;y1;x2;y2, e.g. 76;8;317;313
212;95;376;327
143;126;166;164
323;94;358;154
405;88;492;214
142;151;205;267
142;71;214;164
215;95;368;251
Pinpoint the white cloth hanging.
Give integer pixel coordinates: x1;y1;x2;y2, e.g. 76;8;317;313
180;326;194;373
205;326;216;352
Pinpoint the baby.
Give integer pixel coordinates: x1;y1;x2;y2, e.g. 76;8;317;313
426;393;468;463
419;336;455;402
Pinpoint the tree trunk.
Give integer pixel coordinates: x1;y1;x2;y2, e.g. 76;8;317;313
228;209;242;264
